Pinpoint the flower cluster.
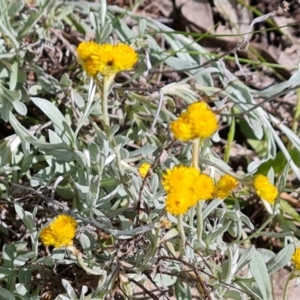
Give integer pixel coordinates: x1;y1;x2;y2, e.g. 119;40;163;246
214;174;238;199
253;174;278;204
40;215;77;248
162;166;214;215
138;163;151;178
76;41;138;78
292;247;300;271
170;102;218;141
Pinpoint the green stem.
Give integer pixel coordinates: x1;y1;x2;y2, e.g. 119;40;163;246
193;138;205;245
189;206;195;227
101;75;113;127
192;138;200;169
196;201;204;245
177;214;186;256
95;76;135;199
283;269;295;300
234;213;275;245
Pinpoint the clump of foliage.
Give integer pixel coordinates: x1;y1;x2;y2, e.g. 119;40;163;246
0;0;300;299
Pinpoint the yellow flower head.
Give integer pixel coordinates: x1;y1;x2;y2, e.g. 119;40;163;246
187;102;218;139
193;173;215;200
138;163;151;178
162;165;200;193
76;41;101;77
76;41;99;61
76;41;138;77
253;174;278;204
170;102;218;141
165;189;197;215
162;166;215;215
214;174;238;199
170;113;193;141
292;247;300;271
40;215;77;248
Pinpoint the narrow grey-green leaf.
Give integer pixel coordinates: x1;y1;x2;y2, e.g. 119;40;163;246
250;251;271;300
7;0;25;16
60;73;72;87
62;279;79;300
206;221;231;245
0;287;15;299
237;246;255;271
9;60;18;90
31;97;74;145
79;233;91;252
235;280;263;300
74;150;87;168
128;145;157;158
12;100;27;116
1;99;13;121
2;244;15;267
267;244;295;275
223;290;242;300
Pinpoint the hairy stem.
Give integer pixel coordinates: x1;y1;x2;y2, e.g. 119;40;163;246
177;214;186;256
96;76;136;200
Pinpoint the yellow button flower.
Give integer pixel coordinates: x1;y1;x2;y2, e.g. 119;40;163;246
214;174;238;199
187;102;218;139
76;41;138;78
170;101;218;141
253;174;278;204
138;163;151;178
193;173;215;200
170;113;193;142
165;189;197;215
162;165;200;193
40;215;77;248
162;166;216;215
292;247;300;271
76;41;102;77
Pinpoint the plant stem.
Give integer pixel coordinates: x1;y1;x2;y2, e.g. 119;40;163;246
193;138;205;246
101;75;113;128
234;213;275;245
283;269;295;300
95;76;136;199
177;214;186;256
192;138;200;170
196;201;204;245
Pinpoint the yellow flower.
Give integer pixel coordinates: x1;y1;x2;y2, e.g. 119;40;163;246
76;41;99;61
162;166;216;215
187;102;218;139
162;165;200;193
76;41;101;77
76;41;138;77
253;174;278;204
138;163;151;178
40;215;77;248
193;173;215;200
170;102;218;141
292;247;300;270
165;189;197;215
93;43;138;76
170;113;193;141
214;174;238;199
162;166;201;215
